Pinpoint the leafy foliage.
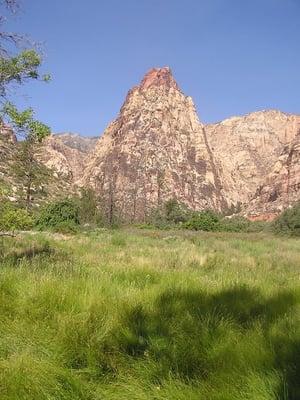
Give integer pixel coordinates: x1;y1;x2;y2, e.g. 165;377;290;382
3;104;51;209
148;199;189;228
273;202;300;236
184;210;220;231
0;50;50;97
0;202;33;230
36;199;80;233
76;188;103;226
3;102;50;141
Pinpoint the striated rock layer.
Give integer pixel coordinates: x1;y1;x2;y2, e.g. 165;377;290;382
246;132;300;219
205;110;300;215
82;67;226;221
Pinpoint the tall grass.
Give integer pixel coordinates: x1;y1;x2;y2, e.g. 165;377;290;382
0;229;299;399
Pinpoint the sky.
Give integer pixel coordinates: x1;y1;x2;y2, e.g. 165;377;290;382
5;0;300;136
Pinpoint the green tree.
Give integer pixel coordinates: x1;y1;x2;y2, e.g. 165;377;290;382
77;188;103;226
273;202;300;236
0;1;50;99
4;103;50;209
0;1;51;209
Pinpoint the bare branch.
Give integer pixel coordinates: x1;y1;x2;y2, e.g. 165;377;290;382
2;0;19;13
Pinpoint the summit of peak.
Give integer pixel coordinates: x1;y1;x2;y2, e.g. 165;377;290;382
139;67;180;90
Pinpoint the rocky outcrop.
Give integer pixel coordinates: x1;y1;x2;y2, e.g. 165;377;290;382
82;67;226;220
0;123;16;162
54;133;98;153
246;132;300;218
205;110;300;211
0;123;17;194
41;133;97;183
205;111;300;209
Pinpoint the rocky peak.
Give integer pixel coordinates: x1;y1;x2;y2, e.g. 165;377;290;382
82;67;225;221
139;67;180;91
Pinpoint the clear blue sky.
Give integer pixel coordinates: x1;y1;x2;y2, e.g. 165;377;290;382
6;0;300;136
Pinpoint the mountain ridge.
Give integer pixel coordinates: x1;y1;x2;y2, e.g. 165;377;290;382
1;67;299;220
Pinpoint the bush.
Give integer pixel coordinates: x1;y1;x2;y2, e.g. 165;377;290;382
77;188;103;226
218;216;250;232
273;203;300;236
184;210;220;231
36;199;80;232
0;202;33;231
148;199;190;228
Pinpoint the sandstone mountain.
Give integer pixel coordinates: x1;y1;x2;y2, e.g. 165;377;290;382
81;67;226;221
246;132;300;219
205;110;300;216
1;67;299;220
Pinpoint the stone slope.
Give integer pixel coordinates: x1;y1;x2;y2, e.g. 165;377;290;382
82;67;226;220
205;110;300;210
246;132;300;219
41;133;97;183
54;133;98;153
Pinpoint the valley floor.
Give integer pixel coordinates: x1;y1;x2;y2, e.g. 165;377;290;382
0;229;299;399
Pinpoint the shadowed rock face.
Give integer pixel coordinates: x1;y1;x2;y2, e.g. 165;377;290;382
82;67;226;220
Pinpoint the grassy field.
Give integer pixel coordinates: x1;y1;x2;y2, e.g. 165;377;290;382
0;229;299;400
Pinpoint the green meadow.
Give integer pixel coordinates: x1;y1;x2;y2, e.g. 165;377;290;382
0;229;299;399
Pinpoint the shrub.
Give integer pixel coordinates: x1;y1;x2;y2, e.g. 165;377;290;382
184;210;220;231
0;202;33;231
36;199;80;232
77;188;103;226
219;216;251;232
273;203;300;236
148;199;190;228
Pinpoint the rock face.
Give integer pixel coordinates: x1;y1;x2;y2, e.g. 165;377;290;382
205;110;300;212
0;123;16;162
246;132;300;218
41;133;97;183
0;123;17;192
1;67;299;219
82;67;226;221
54;133;98;153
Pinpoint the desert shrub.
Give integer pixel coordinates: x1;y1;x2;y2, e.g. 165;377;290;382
36;199;80;232
164;199;189;224
0;202;33;231
218;216;267;233
273;203;300;236
148;199;190;228
184;210;220;231
218;216;251;232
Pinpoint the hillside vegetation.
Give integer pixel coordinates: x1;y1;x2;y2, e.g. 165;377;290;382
0;229;299;400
